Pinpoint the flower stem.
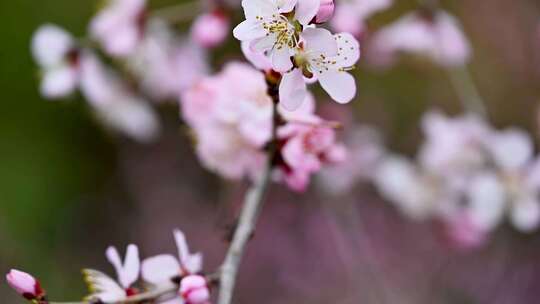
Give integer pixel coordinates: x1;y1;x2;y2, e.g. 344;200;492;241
47;285;177;304
447;65;488;117
216;75;280;304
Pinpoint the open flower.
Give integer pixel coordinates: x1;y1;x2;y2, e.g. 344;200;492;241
6;270;45;301
90;0;146;56
233;0;320;72
485;129;540;232
276;107;347;192
31;24;79;98
141;229;203;288
280;28;360;109
83;244;140;302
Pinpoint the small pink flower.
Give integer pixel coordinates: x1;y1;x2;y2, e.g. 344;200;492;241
6;269;45;300
180;275;211;304
90;0;146;56
276;117;347;192
314;0;334;24
368;10;471;67
191;11;230;48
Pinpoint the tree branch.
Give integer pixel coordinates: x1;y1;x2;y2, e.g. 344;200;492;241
216;74;280;304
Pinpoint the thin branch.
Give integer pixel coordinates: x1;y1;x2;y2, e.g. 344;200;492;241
447;65;488;117
48;285;177;304
217;79;280;304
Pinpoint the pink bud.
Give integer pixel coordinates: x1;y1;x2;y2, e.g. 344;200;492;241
191;11;230;48
314;0;335;24
180;275;210;304
6;269;44;300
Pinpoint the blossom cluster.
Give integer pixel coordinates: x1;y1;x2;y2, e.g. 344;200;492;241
7;229;211;304
373;111;540;248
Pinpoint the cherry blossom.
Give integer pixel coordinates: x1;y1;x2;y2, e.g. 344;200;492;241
180;275;211;304
90;0;146;56
31;24;78;98
314;0;334;24
83;244;140;302
330;0;392;36
79;53;161;142
369;10;471;67
280;28;360;109
191;11;230;48
141;229;203;288
276;109;347;192
233;0;321;72
129;20;209;100
6;270;45;301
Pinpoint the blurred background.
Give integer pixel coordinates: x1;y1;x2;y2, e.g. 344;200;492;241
2;0;540;303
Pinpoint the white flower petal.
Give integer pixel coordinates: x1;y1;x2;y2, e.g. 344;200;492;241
40;66;78;99
466;172;506;231
279;69;307;111
295;0;320;25
250;34;277;52
301;27;338;56
334;32;361;67
488;128;533;171
122;244;140;288
174;229;203;274
141;254;180;286
510;197;540;232
318;70;356;104
241;41;272;70
83;269;126;302
271;46;293;72
32;24;73;67
233;19;266;41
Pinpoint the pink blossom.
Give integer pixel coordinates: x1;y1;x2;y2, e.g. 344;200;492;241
191;11;230;48
318;125;384;195
369;11;471;67
79;53;160;142
90;0;146;56
314;0;334;24
142;229;203;288
6;269;44;300
130;20;209;100
330;0;392;36
180;62;275;180
276;117;347;192
83;245;140;302
180;275;211;304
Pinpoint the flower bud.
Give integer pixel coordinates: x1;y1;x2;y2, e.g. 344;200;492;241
191;11;230;48
180;275;210;304
314;0;334;24
6;269;45;300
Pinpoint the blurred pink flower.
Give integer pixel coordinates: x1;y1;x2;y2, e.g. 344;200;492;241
191;11;230;48
369;11;471;67
142;229;203;288
442;212;488;250
314;0;334;24
90;0;146;56
6;269;44;300
180;275;211;304
31;24;79;98
418;110;489;177
79;53;160;142
485;128;540;232
318;125;385;195
330;0;392;36
130;20;209;100
180;62;274;180
276;117;347;192
83;244;140;302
